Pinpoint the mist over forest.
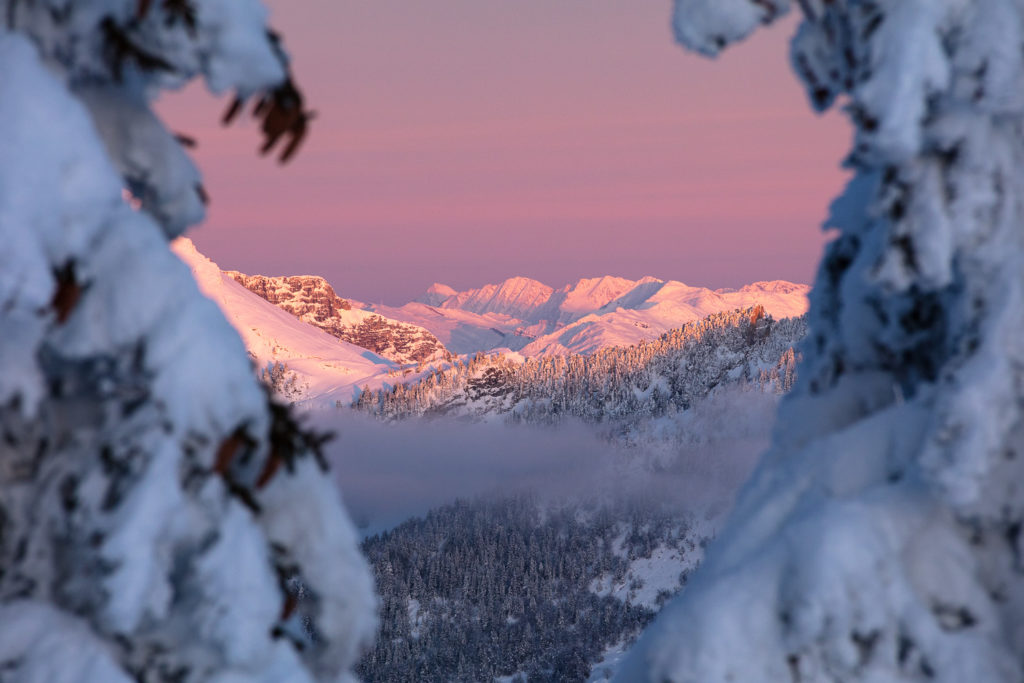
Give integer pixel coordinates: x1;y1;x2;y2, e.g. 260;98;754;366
317;385;777;537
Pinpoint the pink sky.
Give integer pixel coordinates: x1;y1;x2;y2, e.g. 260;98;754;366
159;2;849;305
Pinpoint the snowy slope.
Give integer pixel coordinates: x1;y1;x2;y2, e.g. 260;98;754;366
175;242;809;395
586;524;712;682
559;276;642;318
715;281;811;319
521;279;810;356
172;239;396;404
228;271;449;365
416;282;457;307
392;276;810;357
432;275;650;327
357;310;806;426
376;277;809;357
438;276;555;320
589;533;707;612
368;302;535;355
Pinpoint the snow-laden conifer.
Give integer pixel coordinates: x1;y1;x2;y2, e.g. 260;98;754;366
0;3;374;680
621;2;1024;680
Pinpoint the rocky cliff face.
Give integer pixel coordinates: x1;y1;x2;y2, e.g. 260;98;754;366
228;271;450;365
338;313;450;366
229;272;354;318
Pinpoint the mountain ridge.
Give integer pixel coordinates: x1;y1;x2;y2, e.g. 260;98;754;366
383;275;810;356
227;270;450;365
171;238;398;404
175;240;810;403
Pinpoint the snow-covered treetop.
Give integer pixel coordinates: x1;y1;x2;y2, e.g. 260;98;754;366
669;0;1024;547
14;0;283;92
0;3;374;681
622;2;1024;681
7;0;311;237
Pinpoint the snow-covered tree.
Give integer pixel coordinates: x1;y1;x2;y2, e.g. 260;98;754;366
0;2;374;681
355;308;805;428
261;361;308;403
620;2;1024;681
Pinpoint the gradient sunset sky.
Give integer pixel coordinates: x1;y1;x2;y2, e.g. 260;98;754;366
161;1;849;305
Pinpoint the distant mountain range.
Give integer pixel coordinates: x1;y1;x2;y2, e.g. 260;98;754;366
173;239;810;403
372;275;809;356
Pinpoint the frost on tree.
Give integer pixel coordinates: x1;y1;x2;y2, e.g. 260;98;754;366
620;2;1024;681
0;3;374;681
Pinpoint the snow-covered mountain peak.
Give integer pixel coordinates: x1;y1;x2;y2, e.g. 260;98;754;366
171;238;396;403
442;276;556;320
636;275;664;285
598;279;670;313
383;273;809;356
489;276;555;305
517;276;810;357
226;270;450;366
178;238;808;365
499;275;550;291
227;270;354;319
717;280;810;296
417;282;458;306
172;236;219;280
560;276;639;314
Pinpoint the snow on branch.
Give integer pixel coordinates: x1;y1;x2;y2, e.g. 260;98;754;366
672;0;791;56
4;0;312;238
623;2;1024;681
0;4;374;681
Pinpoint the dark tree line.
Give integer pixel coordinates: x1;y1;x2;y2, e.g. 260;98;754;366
357;497;703;683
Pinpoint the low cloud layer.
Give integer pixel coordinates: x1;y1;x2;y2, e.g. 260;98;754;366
310;388;778;537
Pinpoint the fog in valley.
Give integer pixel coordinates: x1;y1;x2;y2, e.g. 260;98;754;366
312;387;779;536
